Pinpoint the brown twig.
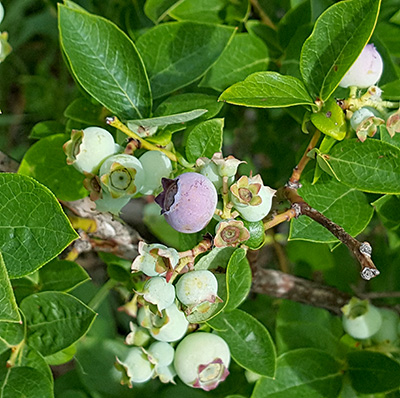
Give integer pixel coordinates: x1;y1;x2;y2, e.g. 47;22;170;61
285;188;379;280
250;262;350;315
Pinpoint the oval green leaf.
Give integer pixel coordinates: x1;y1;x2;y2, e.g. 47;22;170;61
252;348;343;398
200;33;269;92
208;309;276;377
18;134;88;202
59;4;151;119
0;174;78;278
300;0;381;101
136;21;235;99
219;72;315;108
186;118;224;163
320;139;400;194
20;291;96;356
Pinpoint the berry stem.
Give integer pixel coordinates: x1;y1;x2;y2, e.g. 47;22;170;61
221;176;233;219
106;116;178;163
88;278;119;311
288;129;321;188
263;208;297;230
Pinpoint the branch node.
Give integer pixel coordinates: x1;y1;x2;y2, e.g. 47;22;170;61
359;241;372;257
286;180;302;190
291;203;302;218
361;267;380;281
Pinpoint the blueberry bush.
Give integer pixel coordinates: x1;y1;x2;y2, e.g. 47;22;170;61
1;0;400;397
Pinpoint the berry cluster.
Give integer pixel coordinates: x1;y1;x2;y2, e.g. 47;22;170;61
63;123;277;390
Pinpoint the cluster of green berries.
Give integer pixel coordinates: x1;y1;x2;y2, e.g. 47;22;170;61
63;126;173;214
342;298;400;347
119;243;229;390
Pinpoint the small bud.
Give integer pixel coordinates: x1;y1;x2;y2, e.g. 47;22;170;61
211;152;245;178
131;241;179;277
138;303;189;343
339;44;383;89
174;333;230;391
214;219;250;248
386;109;400;138
140;276;176;312
115;347;154;386
231;175;276;222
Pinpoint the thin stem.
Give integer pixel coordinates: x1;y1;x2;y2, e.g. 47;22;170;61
289;129;321;187
88;279;119;311
221;176;233;219
264;208;297;231
106;116;178;162
250;0;276;29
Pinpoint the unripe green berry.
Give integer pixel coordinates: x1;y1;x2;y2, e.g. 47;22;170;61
139;151;173;195
176;270;218;308
142;276;175;312
174;332;230;391
371;308;400;345
99;154;145;198
64;127;117;174
342;298;382;340
350;108;375;131
116;347;154;385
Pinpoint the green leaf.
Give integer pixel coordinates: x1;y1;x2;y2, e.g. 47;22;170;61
0;174;78;278
144;0;184;24
169;0;250;25
300;0;381;101
289;173;373;243
13;345;53;382
278;0;310;49
29;121;65;139
310;98;347;140
200;33;269;92
39;259;90;292
0;253;20;322
245;20;282;60
224;248;252;312
136;22;235;99
380;125;400;149
0;322;24;355
219;72;315;108
275;301;343;359
252;348;343;398
64;98;111;126
185;118;224;163
347;351;400;394
98;252;132;283
18;134;88;202
154;93;223;119
127;109;207;131
381;79;400;100
373;195;400;231
319;139;400;194
194;247;236;270
45;344;77;366
20;291;96;356
0;366;53;398
208;309;276;377
59;5;151;119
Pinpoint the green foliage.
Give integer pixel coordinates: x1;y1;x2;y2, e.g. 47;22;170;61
1;0;400;396
59;4;151;119
0;174;78;278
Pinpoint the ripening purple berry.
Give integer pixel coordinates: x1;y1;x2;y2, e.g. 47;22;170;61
339;44;383;89
155;172;218;233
